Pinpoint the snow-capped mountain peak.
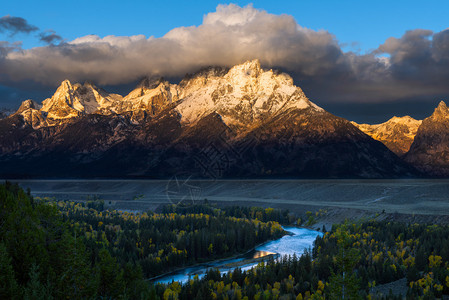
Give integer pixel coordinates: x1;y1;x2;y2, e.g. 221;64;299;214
16;99;42;114
12;99;45;129
0;60;420;179
226;58;262;79
8;60;323;128
175;59;323;128
118;79;179;119
41;79;81;120
40;79;121;122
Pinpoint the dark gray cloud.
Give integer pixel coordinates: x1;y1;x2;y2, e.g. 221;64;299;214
0;15;62;49
39;30;63;45
0;5;449;123
0;5;362;87
0;15;38;35
0;41;21;56
377;29;449;88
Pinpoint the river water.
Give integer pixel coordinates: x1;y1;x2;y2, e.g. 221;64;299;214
155;227;322;284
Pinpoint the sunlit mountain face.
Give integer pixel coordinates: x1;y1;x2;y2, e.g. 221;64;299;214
0;60;423;179
2;3;449;123
404;101;449;176
4;3;449;300
352;116;422;156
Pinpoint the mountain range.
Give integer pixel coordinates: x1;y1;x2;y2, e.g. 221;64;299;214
0;60;447;178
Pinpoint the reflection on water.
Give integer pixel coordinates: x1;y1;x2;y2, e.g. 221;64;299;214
256;226;323;257
155;227;322;284
251;250;275;259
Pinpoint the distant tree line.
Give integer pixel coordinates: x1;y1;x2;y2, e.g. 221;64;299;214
2;182;449;299
155;221;449;299
61;201;285;278
0;182;285;299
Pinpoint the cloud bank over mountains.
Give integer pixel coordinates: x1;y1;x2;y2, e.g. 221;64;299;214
1;4;449;109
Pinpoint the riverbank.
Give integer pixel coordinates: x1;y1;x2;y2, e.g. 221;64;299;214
148;230;289;282
153;227;322;284
299;206;449;234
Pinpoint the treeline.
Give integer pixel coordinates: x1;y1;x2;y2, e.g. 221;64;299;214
155;221;449;299
4;181;449;299
0;182;154;299
316;220;449;297
162;203;293;224
60;201;285;277
0;182;286;299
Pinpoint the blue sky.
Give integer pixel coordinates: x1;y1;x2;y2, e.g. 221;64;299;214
3;0;448;52
1;1;449;122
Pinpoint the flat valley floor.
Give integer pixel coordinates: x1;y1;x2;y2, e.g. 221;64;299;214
10;179;449;217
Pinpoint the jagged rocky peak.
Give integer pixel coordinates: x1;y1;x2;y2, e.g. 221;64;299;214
178;59;276;95
177;66;228;96
76;81;121;112
0;60;420;179
11;99;45;129
175;59;322;128
76;81;103;94
139;77;152;88
16;99;42;114
353;115;422;156
405;100;449;175
113;78;179;123
227;58;262;78
3;61;325;131
3;61;323;128
123;77;172;101
40;79;120;120
437;100;448;109
383;116;422;134
222;59;311;108
225;59;274;88
138;76;165;89
40;79;81;120
56;79;74;95
432;100;449;118
389;115;421;123
355;115;421;128
180;66;229;84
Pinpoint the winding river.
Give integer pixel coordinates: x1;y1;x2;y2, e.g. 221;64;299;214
155;227;323;284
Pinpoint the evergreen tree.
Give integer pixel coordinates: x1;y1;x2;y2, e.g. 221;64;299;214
326;223;361;299
0;242;19;299
97;248;125;298
23;264;53;300
53;231;97;299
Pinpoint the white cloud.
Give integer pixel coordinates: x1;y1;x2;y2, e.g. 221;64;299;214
1;4;449;104
203;3;258;26
0;4;350;86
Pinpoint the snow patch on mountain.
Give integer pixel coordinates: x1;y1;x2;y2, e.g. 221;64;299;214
7;60;323;129
175;59;322;127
